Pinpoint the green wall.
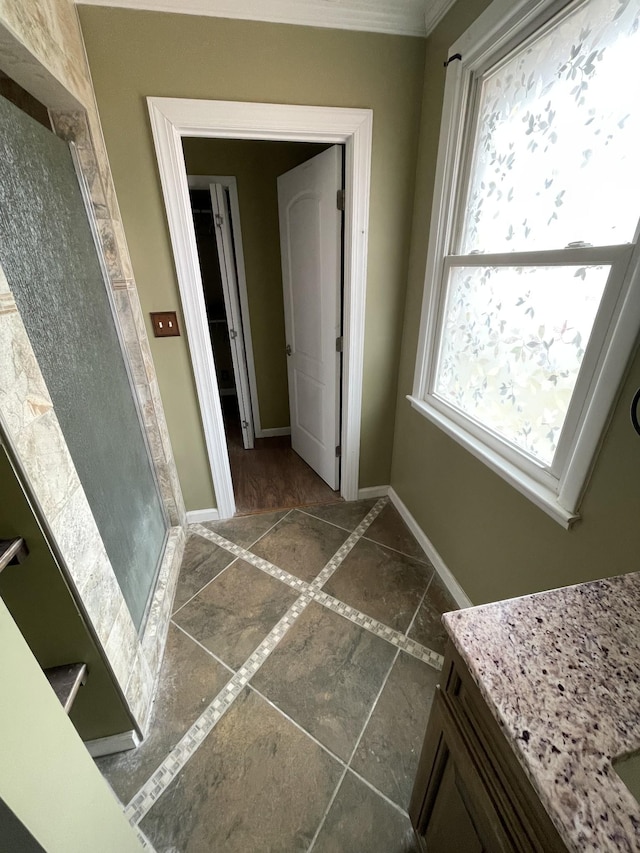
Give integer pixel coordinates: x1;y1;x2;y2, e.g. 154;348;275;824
0;448;133;740
390;0;640;605
79;7;426;511
183;138;330;430
0;598;142;852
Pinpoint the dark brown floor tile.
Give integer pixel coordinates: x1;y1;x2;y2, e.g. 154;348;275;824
408;573;458;655
173;560;299;669
324;538;432;633
351;652;440;809
139;688;343;852
96;624;230;804
312;770;419;853
202;509;290;548
364;503;428;561
172;533;235;612
251;510;349;583
252;602;396;761
302;498;377;532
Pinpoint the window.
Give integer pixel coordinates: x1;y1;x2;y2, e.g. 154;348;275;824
410;0;640;527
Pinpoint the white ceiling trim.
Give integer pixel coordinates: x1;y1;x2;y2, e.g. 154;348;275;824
424;0;457;35
76;0;453;37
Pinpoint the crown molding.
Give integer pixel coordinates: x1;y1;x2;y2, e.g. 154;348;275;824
424;0;458;35
77;0;436;37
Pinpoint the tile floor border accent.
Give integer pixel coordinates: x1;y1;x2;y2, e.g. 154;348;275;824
124;501;388;827
124;601;305;825
193;502;443;670
134;825;157;851
313;591;444;670
191;523;309;593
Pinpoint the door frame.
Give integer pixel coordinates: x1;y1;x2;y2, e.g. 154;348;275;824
148;98;373;518
188;174;265;442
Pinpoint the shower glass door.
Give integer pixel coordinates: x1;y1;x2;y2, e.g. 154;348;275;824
0;94;167;632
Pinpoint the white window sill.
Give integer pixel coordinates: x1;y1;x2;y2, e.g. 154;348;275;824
407;395;580;529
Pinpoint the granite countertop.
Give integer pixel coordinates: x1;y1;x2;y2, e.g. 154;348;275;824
443;572;640;853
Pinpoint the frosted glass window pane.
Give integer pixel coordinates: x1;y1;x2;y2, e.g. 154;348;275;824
435;265;610;464
462;0;640;253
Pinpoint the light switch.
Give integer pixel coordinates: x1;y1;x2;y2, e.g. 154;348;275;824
150;311;180;338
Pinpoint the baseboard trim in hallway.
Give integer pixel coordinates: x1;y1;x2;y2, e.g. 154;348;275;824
185;508;219;524
357;485;389;499
388;487;473;609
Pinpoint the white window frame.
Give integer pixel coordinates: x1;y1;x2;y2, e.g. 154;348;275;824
409;0;640;528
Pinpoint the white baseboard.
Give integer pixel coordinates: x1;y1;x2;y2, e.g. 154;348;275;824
357;485;390;499
85;730;140;758
388;487;473;609
255;426;291;438
186;508;220;524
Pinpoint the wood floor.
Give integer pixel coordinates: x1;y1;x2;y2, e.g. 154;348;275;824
223;397;341;515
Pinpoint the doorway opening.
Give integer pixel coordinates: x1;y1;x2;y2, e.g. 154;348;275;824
186;142;344;515
148;98;373;519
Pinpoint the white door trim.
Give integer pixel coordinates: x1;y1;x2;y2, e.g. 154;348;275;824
187;174;264;439
148;98;372;518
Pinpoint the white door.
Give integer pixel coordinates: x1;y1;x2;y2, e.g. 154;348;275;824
277;146;342;490
210;183;255;450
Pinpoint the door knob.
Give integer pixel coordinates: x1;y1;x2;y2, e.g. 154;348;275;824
286;344;292;356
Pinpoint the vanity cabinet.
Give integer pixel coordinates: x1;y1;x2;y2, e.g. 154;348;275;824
409;643;567;853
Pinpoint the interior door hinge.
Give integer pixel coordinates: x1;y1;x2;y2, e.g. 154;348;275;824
336;189;345;211
336;336;343;353
229;328;238;339
214;213;224;228
242;420;249;430
335;445;341;458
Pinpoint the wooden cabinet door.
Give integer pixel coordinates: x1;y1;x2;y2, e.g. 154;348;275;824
423;756;486;852
411;689;515;852
411;647;567;853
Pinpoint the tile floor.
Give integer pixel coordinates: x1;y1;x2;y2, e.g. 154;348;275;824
97;498;457;852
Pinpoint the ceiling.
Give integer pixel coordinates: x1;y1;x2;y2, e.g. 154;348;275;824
76;0;457;37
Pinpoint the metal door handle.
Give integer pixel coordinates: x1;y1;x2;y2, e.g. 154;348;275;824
286;344;292;356
0;538;28;573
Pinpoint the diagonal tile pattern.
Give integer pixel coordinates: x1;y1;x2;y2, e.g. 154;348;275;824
173;559;300;669
96;498;460;852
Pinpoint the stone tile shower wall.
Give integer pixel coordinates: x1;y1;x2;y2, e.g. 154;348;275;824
0;0;187;736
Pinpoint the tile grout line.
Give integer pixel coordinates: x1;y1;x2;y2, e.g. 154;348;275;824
253;670;411;826
305;766;350;852
170;554;240;618
192;524;310;593
124;500;388;828
296;506;363;535
360;533;433;565
247;682;348;767
314;592;443;671
170;620;237;676
175;509;295;616
244;508;295;550
399;565;452;662
403;570;434;643
309;498;388;590
307;647;401;852
192;507;295;553
296;506;433;566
